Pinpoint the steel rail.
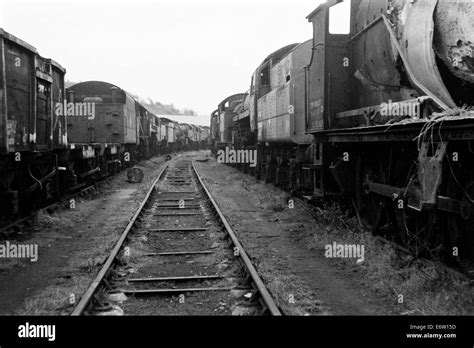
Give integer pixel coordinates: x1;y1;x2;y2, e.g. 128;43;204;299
191;160;282;316
71;163;169;315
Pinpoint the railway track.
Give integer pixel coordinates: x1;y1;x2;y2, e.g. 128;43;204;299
72;157;281;316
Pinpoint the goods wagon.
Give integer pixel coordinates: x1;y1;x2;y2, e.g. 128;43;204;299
0;28;67;216
158;117;178;153
65;81;139;184
198;125;210;148
148;112;160;156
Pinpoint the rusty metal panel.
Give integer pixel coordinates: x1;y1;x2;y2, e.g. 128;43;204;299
352;0;388;33
97;104;124;144
270;54;292;90
418;141;447;206
159;124;166;142
257;40;312;143
67;103;122;144
434;0;474;84
400;0;456;108
257;85;291;142
66;81;137;145
51;62;67;148
307;8;327;132
290;72;313;145
124;95;137;144
137;103;150;145
210;110;218;140
66;108;90;144
35;55;53;149
3;36;35;152
0;37;6;153
219;110;234;143
350;1;405;109
166;123;175;143
307;1;353;132
217;94;245;144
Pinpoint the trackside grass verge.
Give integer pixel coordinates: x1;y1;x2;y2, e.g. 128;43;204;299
307;203;474;315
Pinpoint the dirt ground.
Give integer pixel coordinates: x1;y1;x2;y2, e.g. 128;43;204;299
0;155;172;315
195;155;397;315
2;151;452;316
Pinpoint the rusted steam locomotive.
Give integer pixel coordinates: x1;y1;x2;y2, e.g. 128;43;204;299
213;0;474;271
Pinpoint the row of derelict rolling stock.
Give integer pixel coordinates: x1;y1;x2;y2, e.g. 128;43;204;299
0;29;209;220
210;0;474;273
1;0;473;273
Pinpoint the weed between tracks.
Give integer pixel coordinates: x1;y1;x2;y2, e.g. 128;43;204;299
308;204;474;315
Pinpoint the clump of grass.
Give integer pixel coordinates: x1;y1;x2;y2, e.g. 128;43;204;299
35;210;75;229
307;203;474;315
16;274;91;315
257;263;329;315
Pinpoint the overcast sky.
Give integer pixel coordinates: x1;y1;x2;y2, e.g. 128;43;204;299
0;0;325;116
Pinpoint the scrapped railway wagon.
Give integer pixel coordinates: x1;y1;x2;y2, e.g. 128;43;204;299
210;109;219;154
190;124;201;149
250;40;313;185
231;93;253;152
65;81;140;186
177;123;193;151
148;112;160;156
198;125;210;149
158;117;178;153
217;93;246;153
0;28;67;217
137;102;153;159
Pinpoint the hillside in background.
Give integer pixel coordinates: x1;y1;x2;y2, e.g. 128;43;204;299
65;81;198;116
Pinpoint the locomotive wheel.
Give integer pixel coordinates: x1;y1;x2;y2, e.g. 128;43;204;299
354;154;385;232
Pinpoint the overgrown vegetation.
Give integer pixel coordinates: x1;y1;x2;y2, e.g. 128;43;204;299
308;203;474;315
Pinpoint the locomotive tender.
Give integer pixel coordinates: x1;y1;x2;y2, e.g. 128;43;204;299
215;0;474;269
0;29;208;220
